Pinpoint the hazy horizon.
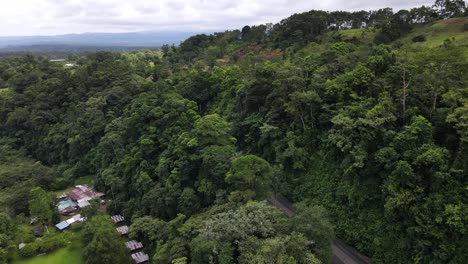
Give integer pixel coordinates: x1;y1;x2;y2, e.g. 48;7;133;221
0;0;434;37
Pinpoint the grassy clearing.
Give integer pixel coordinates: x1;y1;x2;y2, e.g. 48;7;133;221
402;17;468;48
337;27;377;44
13;229;83;264
74;176;94;186
13;240;82;264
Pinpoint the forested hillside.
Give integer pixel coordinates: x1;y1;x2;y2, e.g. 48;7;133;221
0;1;467;263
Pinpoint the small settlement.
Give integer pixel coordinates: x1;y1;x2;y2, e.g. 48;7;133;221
32;185;150;263
55;185;104;231
112;214;149;264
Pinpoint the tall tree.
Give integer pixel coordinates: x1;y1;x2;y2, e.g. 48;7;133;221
82;215;129;264
29;187;52;226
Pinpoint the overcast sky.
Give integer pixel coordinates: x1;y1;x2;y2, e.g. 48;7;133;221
0;0;434;36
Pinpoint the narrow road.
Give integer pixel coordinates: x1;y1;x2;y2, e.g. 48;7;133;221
269;193;371;264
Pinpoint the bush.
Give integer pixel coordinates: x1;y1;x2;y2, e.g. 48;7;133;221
412;35;426;42
19;232;70;257
20;243;39;257
373;32;392;44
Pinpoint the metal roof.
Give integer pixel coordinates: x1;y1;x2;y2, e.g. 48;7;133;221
111;215;125;224
78;200;91;208
55;221;70;230
68;185;103;201
116;225;129;235
131;252;149;264
126;240;144;251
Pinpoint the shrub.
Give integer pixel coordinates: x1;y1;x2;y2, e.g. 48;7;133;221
18;232;70;257
19;243;38;257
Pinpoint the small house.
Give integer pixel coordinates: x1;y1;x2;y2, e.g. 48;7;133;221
66;214;84;225
55;221;70;231
126;240;144;252
116;225;128;236
111;215;125;224
68;185;104;202
131;252;149;264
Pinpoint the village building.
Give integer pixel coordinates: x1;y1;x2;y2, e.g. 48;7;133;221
66;214;84;225
68;185;104;202
55;214;85;231
77;199;91;208
131;252;149;264
55;221;70;231
126;240;144;252
111;215;125;224
57;198;78;214
116;225;129;236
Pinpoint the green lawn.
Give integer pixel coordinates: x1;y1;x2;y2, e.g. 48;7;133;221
13;241;82;264
337;27;377;44
402;17;468;48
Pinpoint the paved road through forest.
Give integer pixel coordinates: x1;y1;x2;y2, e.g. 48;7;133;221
269;194;371;264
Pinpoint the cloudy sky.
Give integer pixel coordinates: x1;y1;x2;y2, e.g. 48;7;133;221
0;0;434;36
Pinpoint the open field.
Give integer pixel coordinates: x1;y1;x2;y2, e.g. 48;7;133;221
13;240;82;264
403;17;468;48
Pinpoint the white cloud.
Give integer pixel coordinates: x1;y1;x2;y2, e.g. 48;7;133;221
0;0;434;36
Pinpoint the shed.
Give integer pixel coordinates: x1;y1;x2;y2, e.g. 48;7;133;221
60;206;78;214
18;243;27;250
116;225;129;236
32;226;43;237
66;217;76;225
55;221;70;231
111;215;125;224
131;252;149;264
126;240;144;251
68;185;104;202
78;200;91;208
66;214;84;225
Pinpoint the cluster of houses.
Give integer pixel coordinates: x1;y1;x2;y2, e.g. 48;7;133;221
26;185;150;263
55;214;86;231
55;185;104;231
57;185;104;214
112;214;149;264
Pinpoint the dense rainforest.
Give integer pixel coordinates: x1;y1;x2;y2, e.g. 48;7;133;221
0;1;467;263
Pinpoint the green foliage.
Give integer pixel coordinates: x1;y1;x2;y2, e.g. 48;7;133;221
238;233;321;264
199;201;287;242
19;232;72;257
0;3;467;263
82;215;129;264
290;203;334;263
28;187;53;225
225;155;272;198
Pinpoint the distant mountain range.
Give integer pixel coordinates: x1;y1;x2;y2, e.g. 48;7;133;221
0;31;203;52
